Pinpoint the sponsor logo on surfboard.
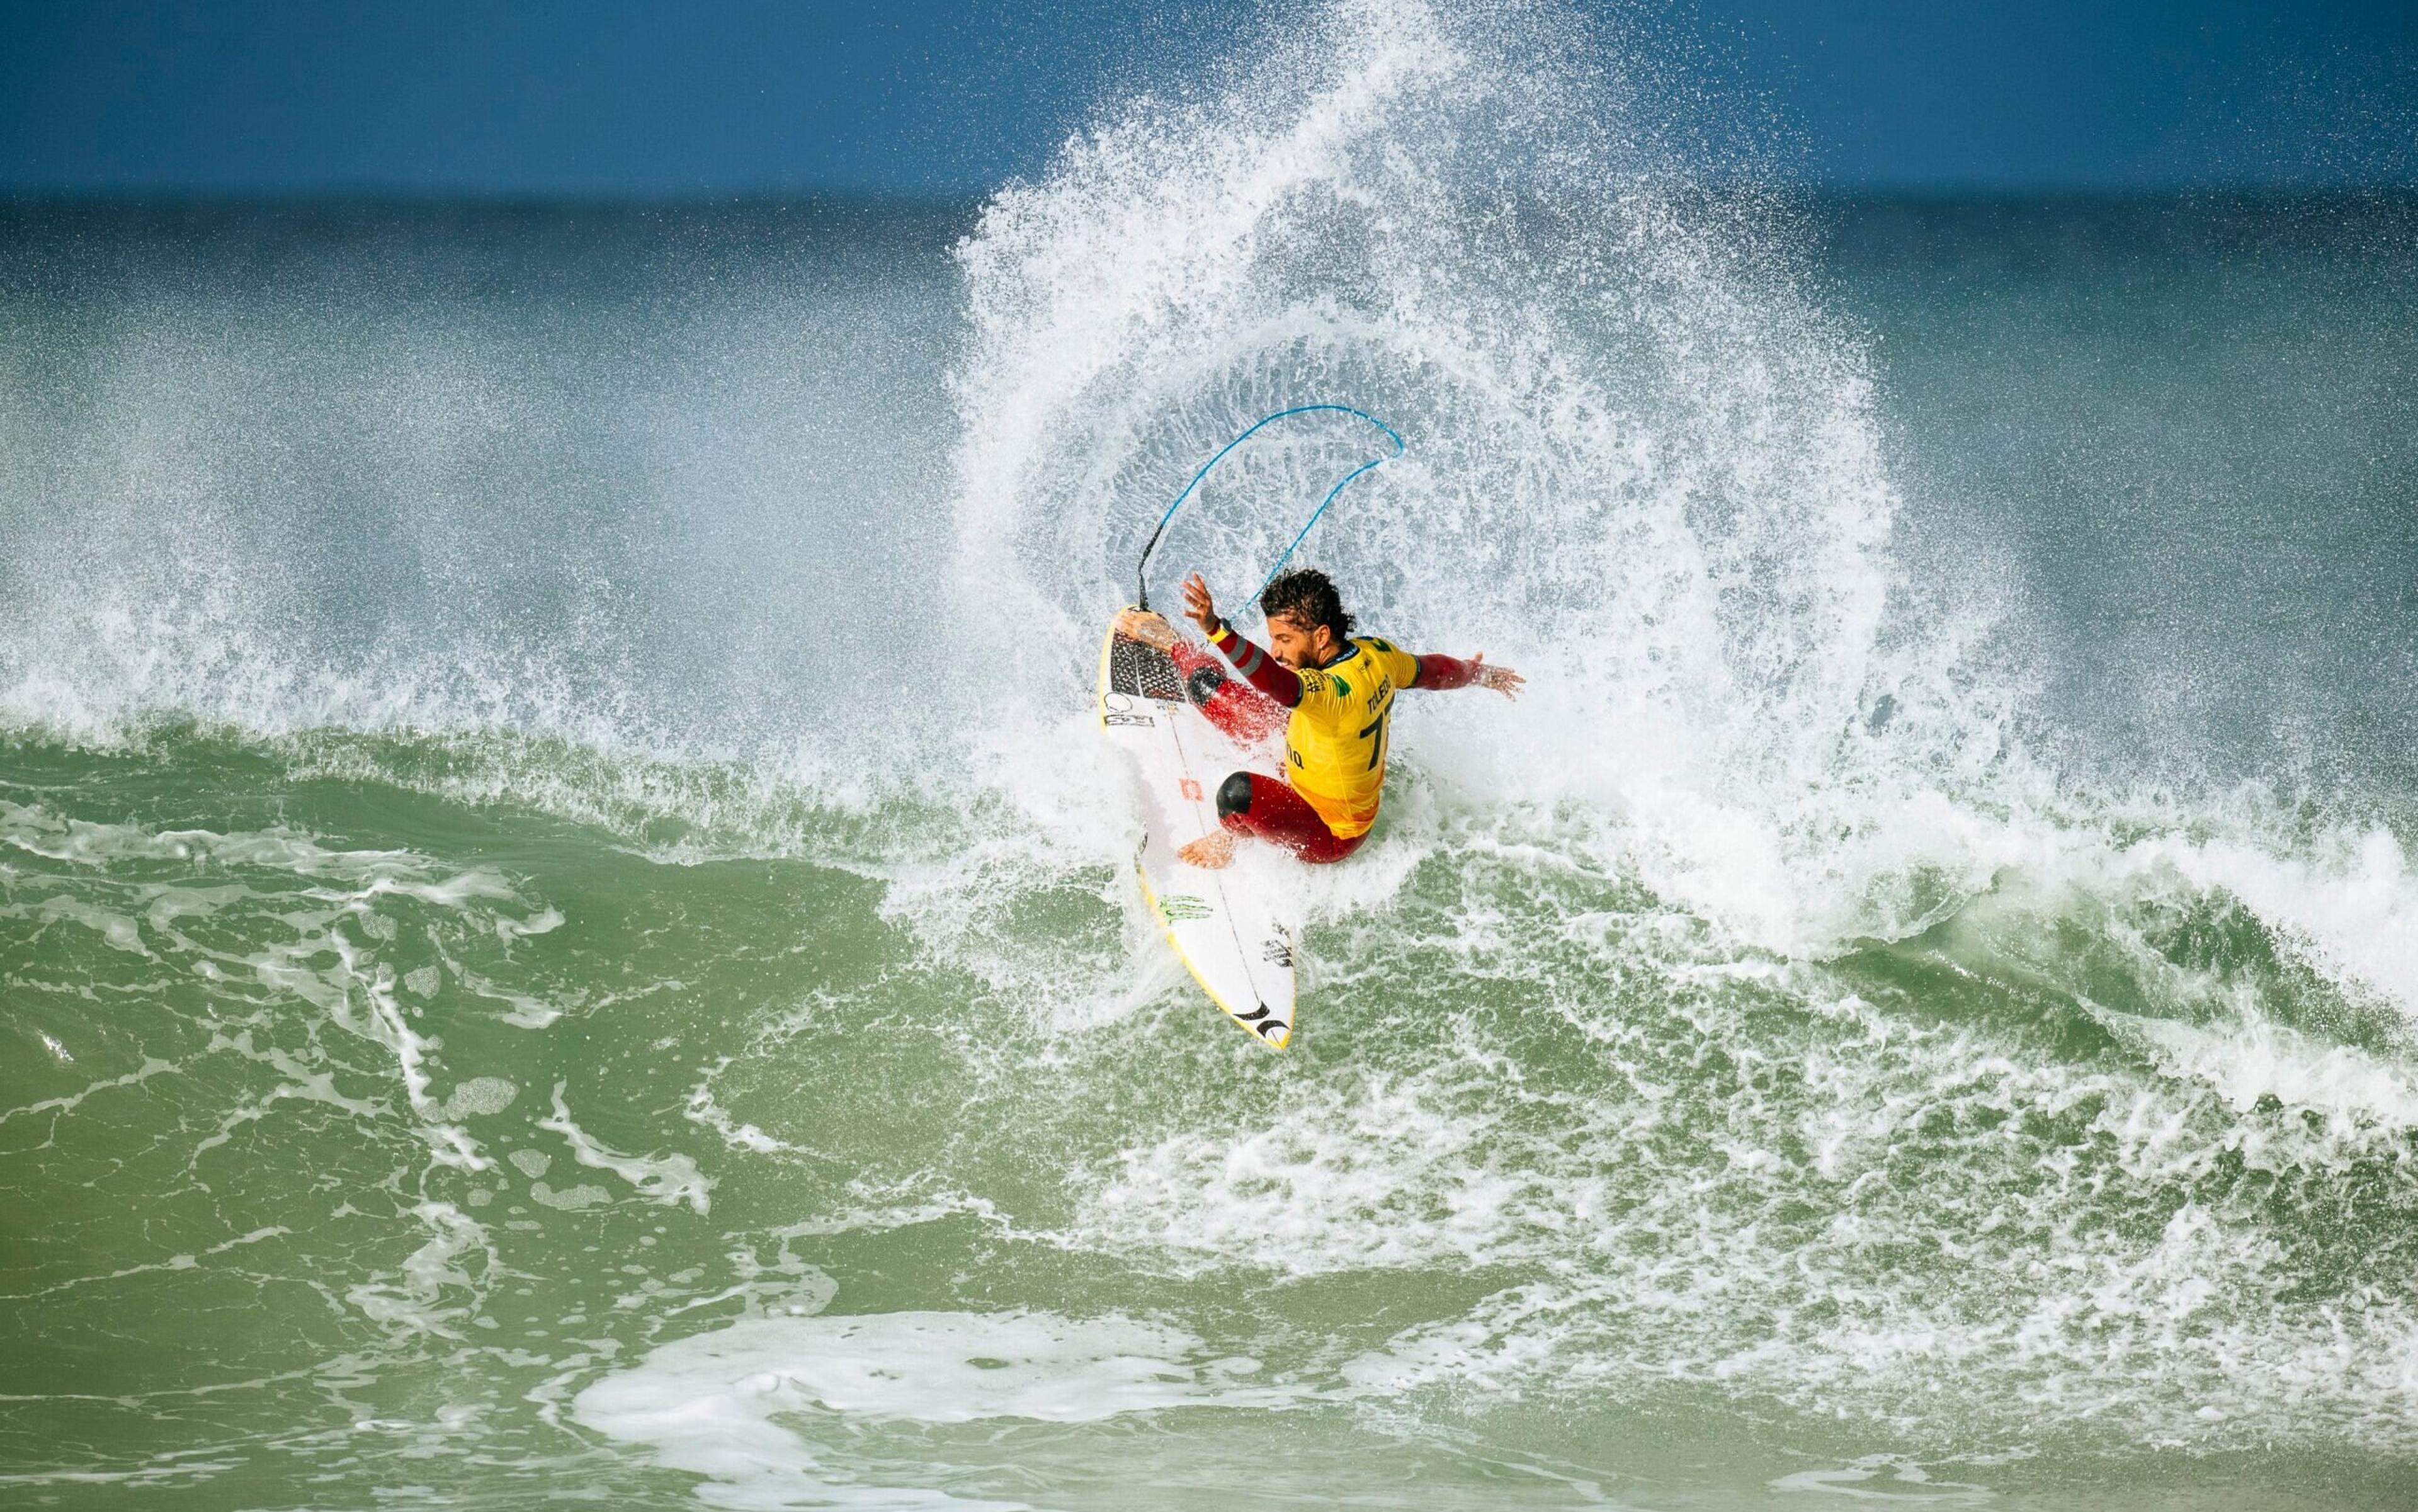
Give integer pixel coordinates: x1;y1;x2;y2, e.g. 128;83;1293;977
1261;937;1293;967
1103;712;1155;727
1157;894;1213;923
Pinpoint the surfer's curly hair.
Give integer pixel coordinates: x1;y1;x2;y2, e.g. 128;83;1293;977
1258;567;1354;642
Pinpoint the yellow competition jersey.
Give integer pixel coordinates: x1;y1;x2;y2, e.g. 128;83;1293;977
1285;637;1422;838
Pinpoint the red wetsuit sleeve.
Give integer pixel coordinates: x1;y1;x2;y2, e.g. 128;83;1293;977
1411;652;1479;690
1208;621;1302;707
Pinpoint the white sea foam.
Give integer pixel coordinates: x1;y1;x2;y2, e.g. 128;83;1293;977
540;1081;715;1215
344;1201;494;1340
574;1309;1300;1509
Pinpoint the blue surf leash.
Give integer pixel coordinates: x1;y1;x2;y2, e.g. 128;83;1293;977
1133;404;1404;611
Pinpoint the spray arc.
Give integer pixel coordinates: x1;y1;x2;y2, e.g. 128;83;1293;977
1130;404;1405;613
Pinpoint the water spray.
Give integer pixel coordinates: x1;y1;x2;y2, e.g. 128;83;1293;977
1132;404;1405;611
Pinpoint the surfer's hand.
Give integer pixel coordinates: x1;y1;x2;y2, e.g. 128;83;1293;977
1179;573;1223;638
1115;608;1178;651
1178;831;1235;869
1471;654;1523;700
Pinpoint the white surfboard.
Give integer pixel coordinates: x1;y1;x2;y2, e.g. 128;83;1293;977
1097;616;1298;1049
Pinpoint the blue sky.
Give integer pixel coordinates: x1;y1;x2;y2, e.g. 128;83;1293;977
1;1;2411;195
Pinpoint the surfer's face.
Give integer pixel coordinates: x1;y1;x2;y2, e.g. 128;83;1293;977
1265;611;1336;669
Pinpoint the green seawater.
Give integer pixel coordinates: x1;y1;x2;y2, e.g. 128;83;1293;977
8;722;2418;1509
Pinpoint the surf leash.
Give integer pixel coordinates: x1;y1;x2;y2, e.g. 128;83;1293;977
1133;404;1404;611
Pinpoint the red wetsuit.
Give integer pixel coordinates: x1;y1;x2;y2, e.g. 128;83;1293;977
1171;627;1480;864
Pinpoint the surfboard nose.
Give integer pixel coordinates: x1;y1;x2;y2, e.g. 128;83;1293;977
1258;1016;1290;1049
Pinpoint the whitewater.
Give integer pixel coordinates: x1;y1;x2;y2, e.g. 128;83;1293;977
6;2;2418;1506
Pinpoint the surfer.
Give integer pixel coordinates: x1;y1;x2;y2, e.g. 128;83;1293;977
1116;568;1521;867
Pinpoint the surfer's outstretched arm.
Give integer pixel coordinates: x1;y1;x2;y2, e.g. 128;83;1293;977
1411;651;1523;698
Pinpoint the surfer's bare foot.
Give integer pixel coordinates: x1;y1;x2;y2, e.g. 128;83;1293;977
1115;608;1178;650
1178;831;1235;868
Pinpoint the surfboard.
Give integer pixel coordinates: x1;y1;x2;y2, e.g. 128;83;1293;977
1097;615;1298;1049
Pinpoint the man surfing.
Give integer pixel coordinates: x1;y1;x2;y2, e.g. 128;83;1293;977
1115;568;1521;868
